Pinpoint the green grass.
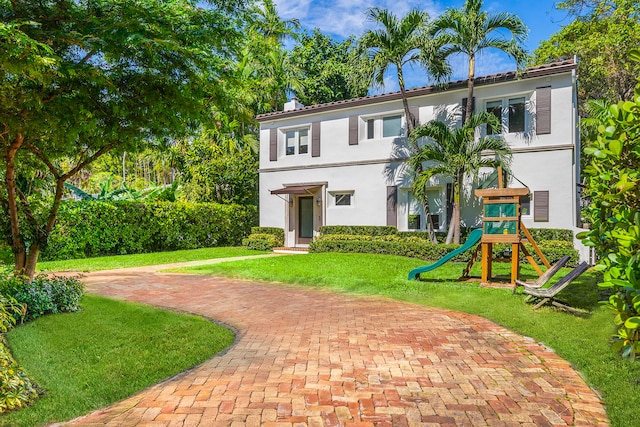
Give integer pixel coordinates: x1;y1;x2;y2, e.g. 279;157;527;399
1;294;234;427
171;252;640;427
36;247;268;272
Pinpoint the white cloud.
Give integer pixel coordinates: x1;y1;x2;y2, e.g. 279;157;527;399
274;0;443;39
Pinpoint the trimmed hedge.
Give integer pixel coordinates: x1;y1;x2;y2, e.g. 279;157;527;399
319;226;397;236
310;236;466;261
527;228;574;242
243;227;284;251
309;231;579;267
41;201;257;260
250;227;284;245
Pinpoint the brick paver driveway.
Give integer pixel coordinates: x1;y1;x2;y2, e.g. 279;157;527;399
65;258;608;426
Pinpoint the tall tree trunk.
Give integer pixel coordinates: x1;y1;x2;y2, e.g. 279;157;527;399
465;55;475;124
453;172;463;245
399;67;437;243
5;134;27;272
24;245;40;279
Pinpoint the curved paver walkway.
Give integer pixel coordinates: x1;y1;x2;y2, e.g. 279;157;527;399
64;258;608;427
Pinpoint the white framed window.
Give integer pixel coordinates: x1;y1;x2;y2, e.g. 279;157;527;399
362;113;405;140
284;128;309;156
521;193;531;216
485;96;528;134
329;190;354;207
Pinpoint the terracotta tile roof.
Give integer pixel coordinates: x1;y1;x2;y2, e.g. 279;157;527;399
256;59;576;122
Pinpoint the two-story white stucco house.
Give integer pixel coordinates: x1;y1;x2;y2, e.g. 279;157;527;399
256;59;581;250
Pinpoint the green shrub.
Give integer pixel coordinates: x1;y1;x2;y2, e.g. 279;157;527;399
0;270;84;322
0;294;22;334
42;201;257;260
318;226;397;236
310;236;464;261
579;49;640;359
243;234;280;251
397;231;435;241
0;336;40;414
250;227;284;246
526;228;574;242
490;241;579;268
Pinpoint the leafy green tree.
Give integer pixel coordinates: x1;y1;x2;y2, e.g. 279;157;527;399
533;0;640;105
579;48;640;359
290;29;368;106
410;113;512;244
0;0;246;278
173;131;258;206
431;0;528;123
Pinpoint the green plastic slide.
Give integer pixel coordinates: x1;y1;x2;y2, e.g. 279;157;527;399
408;228;483;280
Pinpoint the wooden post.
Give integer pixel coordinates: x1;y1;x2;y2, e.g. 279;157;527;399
510;242;520;284
481;242;492;283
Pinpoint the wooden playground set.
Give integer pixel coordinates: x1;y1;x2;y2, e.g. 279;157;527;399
408;171;589;313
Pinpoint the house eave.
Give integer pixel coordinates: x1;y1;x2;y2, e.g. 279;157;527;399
256;59;577;123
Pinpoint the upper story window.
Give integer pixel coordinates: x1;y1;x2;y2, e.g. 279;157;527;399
364;114;404;140
485;96;527;135
285;128;309;156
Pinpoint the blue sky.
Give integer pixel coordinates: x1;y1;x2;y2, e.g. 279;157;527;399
275;0;573;92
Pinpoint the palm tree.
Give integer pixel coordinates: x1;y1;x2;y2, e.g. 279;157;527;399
356;7;450;241
431;0;528;122
357;7;450;134
251;0;300;45
410;112;512;244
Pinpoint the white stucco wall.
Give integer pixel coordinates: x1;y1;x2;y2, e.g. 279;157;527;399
258;65;579;248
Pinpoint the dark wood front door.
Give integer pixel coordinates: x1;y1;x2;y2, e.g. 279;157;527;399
297;196;313;244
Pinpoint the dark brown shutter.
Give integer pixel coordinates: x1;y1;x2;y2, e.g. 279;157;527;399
311;121;320;157
461;97;475;122
536;86;551;135
349;115;358;145
534;191;549;222
409;106;420;128
386;186;397;226
269;128;277;161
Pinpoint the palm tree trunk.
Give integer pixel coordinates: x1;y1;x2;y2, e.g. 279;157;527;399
400;66;437;243
453;172;463;244
465;54;475;124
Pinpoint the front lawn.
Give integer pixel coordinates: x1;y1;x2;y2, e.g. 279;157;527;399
171;252;640;427
1;295;234;427
36;246;268;272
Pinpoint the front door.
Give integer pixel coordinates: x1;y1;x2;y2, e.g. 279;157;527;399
297;196;314;245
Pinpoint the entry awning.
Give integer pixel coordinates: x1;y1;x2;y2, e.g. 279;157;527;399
270;184;321;195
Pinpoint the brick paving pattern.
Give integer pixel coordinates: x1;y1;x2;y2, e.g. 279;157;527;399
63;262;608;426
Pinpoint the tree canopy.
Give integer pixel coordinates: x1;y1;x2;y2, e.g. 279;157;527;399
533;0;640;104
0;0;248;277
409;112;512;244
290;29;368;106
